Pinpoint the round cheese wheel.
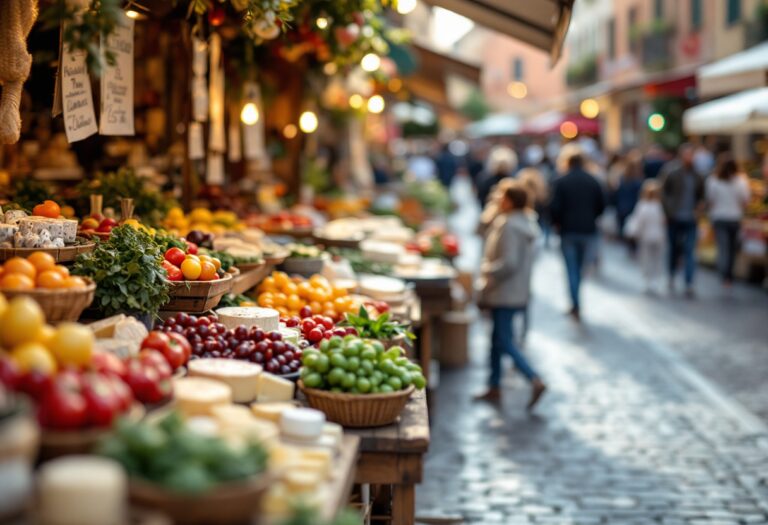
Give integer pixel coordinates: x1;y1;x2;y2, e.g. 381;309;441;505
173;377;233;416
359;275;407;302
251;402;297;422
216;307;280;333
280;408;325;440
188;358;263;403
360;240;405;264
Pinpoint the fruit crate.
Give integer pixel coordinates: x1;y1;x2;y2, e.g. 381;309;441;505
229;262;269;295
162;271;234;313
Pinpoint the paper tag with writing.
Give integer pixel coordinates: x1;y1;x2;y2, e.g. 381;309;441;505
100;13;134;135
61;44;98;142
188;122;204;160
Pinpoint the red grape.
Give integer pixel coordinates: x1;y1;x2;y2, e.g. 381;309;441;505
307;328;323;343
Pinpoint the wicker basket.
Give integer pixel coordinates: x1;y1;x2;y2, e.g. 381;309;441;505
298;381;414;428
0;237;96;263
129;474;271;525
279;256;326;278
0;278;96;322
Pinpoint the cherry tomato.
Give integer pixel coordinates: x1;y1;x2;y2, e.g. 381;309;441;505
164;247;186;267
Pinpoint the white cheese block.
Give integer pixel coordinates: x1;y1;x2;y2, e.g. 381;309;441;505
188;358;263;403
267;443;304;471
93;339;134;360
0;224;18;243
38;456;127;525
359;275;407;301
251;402;297;423
185;416;220;437
255;373;295;402
360;240;405;264
18;217;78;243
173;377;232;417
278;326;300;345
280;408;325;440
322;422;343;451
211;404;280;444
216;307;279;332
3;210;27;225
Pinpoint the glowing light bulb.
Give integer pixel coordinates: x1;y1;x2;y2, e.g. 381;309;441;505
323;62;338;75
125;9;140;19
560;121;578;139
299;111;319;133
648;113;665;131
580;98;600;119
316;17;329;29
361;53;381;72
283;124;298;139
367;95;385;114
240;102;259;125
397;0;417;14
506;81;527;99
349;94;364;109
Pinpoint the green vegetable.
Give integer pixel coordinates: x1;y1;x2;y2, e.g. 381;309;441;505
328;248;393;275
154;231;188;252
343;307;415;341
99;412;268;494
217;293;255;308
285;243;324;259
72;225;170;318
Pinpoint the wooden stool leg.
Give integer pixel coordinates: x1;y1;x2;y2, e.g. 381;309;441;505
391;484;415;525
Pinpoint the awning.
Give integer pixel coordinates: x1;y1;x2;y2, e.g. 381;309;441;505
421;0;575;63
698;42;768;97
465;113;523;138
683;87;768;135
522;111;600;135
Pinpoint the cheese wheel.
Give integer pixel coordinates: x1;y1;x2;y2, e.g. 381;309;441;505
284;470;322;493
173;377;232;416
359;275;406;302
211;404;280;444
216;307;279;332
360;240;405;264
251;402;297;422
187;358;263;403
38;456;126;525
280;408;325;440
256;373;295;402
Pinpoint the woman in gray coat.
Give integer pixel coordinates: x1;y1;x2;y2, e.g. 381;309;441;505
476;182;547;409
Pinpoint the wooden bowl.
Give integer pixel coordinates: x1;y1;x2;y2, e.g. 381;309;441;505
129;474;271;525
163;272;234;313
0;237;96;263
298;381;415;428
279;256;326;278
0;278;96;322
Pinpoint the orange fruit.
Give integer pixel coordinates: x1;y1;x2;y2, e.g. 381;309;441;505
0;274;35;290
259;276;277;293
273;272;290;289
27;252;56;273
309;275;329;288
32;200;61;219
333;297;349;311
308;301;322;314
37;270;65;289
198;261;217;281
61;276;87;289
283;282;298;296
3;257;36;280
273;293;287;307
287;294;303;311
181;258;202;280
276;306;289;317
322;301;335;313
297;282;313;299
51;265;70;278
209;257;222;271
331;286;347;299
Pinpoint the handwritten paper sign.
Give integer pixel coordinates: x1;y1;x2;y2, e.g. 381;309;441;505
61;44;97;143
100;13;134;135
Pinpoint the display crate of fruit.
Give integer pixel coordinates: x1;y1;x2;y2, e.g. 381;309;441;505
229;262;269;295
0;277;96;322
0;237;95;263
163;271;234;313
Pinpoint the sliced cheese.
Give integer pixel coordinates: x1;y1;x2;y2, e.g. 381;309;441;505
216;307;279;333
187;358;262;403
255;373;295;403
38;456;127;525
251;402;297;423
210;404;280;444
173;377;232;417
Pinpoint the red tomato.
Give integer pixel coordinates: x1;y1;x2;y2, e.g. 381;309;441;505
17;370;52;401
81;371;124;427
106;374;134;411
161;260;183;281
0;358;21;389
37;370;88;430
186;241;199;255
138;349;172;379
164;247;186;267
167;332;192;363
124;359;172;404
90;351;127;379
140;334;186;372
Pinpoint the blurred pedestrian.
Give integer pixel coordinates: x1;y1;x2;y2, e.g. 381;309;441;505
475;182;546;409
435;143;457;188
524;145;556;246
625;180;666;294
550;149;607;321
660;143;705;297
643;144;668;179
706;153;750;290
477;146;517;207
613;151;644;252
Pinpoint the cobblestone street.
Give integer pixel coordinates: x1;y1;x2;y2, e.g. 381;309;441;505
415;178;768;524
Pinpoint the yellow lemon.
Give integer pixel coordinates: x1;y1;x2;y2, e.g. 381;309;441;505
0;296;45;348
11;342;57;375
48;323;94;367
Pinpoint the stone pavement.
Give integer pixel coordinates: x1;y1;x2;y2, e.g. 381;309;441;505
415;177;768;524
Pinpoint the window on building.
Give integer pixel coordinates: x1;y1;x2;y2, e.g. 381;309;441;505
654;0;664;19
512;57;524;81
691;0;702;30
628;7;638;54
726;0;741;25
607;18;616;59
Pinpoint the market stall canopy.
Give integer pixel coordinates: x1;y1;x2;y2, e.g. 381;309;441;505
465;113;523;138
420;0;574;62
683;87;768;135
521;110;600;135
698;42;768;97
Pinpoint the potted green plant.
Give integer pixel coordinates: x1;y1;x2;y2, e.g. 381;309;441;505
72;225;170;328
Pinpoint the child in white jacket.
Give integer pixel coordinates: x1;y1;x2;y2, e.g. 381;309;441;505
626;180;666;293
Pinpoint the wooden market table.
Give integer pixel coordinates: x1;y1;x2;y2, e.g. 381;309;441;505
409;282;453;384
318;434;361;522
345;390;430;525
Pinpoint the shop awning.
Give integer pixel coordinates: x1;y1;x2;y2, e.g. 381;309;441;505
465;113;523;138
420;0;575;63
522;111;600;135
683;87;768;135
698;42;768;97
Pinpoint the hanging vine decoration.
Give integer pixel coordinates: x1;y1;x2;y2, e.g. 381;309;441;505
39;0;123;76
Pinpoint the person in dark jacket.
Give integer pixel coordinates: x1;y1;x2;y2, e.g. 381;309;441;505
434;143;457;188
613;152;644;252
660;143;705;297
550;152;607;321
